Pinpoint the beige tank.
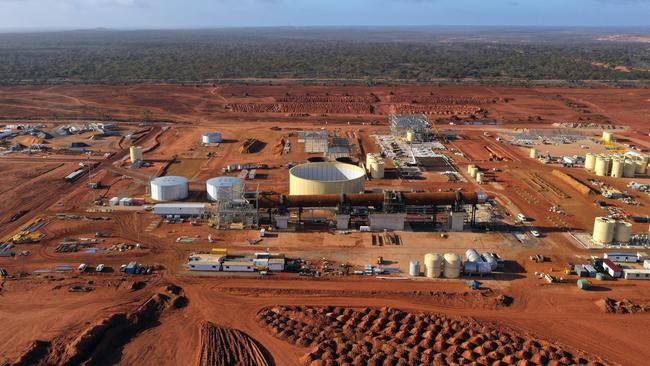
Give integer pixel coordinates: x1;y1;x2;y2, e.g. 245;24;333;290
593;217;616;244
129;145;143;163
594;156;611;177
467;164;475;174
406;130;415;142
623;159;636;178
476;172;485;184
443;253;461;279
584;153;596;171
602;131;613;143
614;221;633;243
529;148;538;159
469;167;479;178
424;253;443;278
635;155;649;174
366;153;385;179
610;158;624;178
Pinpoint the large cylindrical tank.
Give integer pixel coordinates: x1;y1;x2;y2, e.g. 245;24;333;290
611;158;624;178
577;279;591;290
623;159;636;178
529;148;537;159
443;253;461;279
206;176;245;202
409;261;420;277
482;252;498;271
367;156;385;179
593;217;616;244
464;261;491;275
406;131;415;142
424;253;443;278
615;221;633;243
150;176;189;201
602;131;613;143
465;248;484;263
469;167;479;178
202;132;222;144
584;153;596;171
467;164;475;174
289;162;366;195
594;156;611;177
635;156;649;174
129;146;143;163
476;172;484;184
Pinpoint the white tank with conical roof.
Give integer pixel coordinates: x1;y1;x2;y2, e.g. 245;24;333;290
424;253;443;278
443;253;461;279
614;221;633;244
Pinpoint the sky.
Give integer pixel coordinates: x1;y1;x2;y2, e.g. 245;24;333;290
0;0;649;30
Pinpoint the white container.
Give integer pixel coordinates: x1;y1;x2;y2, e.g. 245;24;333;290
443;253;461;279
150;176;189;201
585;153;596;171
202;132;222;144
409;260;420;276
424;253;443;278
614;221;633;243
593;217;616;244
206;176;244;202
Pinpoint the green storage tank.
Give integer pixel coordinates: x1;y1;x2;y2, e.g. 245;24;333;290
577;279;591;290
596;273;606;281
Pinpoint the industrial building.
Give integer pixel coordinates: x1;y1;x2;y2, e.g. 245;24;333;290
150;176;189;201
202;132;222;144
604;252;638;263
389;114;430;141
153;203;208;217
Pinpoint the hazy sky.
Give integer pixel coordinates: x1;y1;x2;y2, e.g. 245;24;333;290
0;0;649;30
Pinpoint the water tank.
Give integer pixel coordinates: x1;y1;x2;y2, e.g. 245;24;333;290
635;156;649;174
602;131;613;143
594;156;611;177
443;253;461;279
593;217;616;244
150;176;189;201
611;158;624;178
615;221;633;243
406;131;415;142
529;148;537;159
409;261;420;277
129;146;143;163
465;249;484;263
476;172;484;184
424;253;443;278
202;132;222;144
623;159;636;178
469;167;479;178
206;176;245;202
289;162;366;195
467;164;475;174
482;252;498;271
584;153;596;171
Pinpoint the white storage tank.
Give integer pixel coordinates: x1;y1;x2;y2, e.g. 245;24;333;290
206;176;245;202
465;248;484;263
150;176;189;201
289;162;365;195
202;132;222;144
424;253;443;278
409;260;420;277
482;252;498;271
443;253;461;279
602;131;613;143
593;217;616;244
467;164;475;174
594;156;611;177
611;158;624;178
476;172;484;184
614;221;633;244
529;148;537;159
129;146;143;163
406;131;415;142
635;156;649;174
623;159;636;178
469;167;479;178
366;154;385;179
584;153;596;171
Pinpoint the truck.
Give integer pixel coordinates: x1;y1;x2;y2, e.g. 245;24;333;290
78;263;88;272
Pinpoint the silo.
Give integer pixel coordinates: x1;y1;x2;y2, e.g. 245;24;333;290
623;159;636;178
611;158;624;178
409;261;420;277
469;167;479;178
594;156;611;177
614;221;633;243
129;146;143;163
366;153;385;179
635;156;649;174
289;162;366;195
406;131;415;142
443;253;461;279
467;164;475;174
206;176;245;202
602;131;613;143
482;252;498;271
202;132;222;144
529;148;538;159
150;176;189;201
424;253;443;278
592;217;616;244
476;172;485;184
584;153;596;171
465;248;483;263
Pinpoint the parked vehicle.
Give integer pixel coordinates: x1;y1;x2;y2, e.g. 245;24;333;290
96;264;105;272
78;263;88;272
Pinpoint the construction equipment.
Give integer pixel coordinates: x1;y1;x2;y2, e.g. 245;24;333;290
376;256;384;265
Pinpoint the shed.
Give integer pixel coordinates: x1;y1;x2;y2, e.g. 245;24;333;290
583;264;597;277
602;259;622;278
623;269;650;280
604;252;638;263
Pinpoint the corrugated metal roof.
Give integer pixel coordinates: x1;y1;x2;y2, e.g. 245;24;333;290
154;203;207;208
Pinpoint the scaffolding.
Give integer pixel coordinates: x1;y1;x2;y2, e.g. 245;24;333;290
208;184;260;229
389;114;430;140
303;131;328;153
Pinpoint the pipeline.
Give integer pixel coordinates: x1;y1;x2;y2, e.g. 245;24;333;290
257;191;488;209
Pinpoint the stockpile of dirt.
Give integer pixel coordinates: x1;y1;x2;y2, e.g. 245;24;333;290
276;95;379;103
597;298;650;314
197;321;271;366
389;95;500;104
13;286;186;366
227;102;373;114
258;305;607;366
391;104;484;116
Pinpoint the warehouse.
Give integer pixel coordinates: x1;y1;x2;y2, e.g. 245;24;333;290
604;252;638;263
153;203;208;217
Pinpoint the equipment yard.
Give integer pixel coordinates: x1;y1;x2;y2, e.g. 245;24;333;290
1;84;650;366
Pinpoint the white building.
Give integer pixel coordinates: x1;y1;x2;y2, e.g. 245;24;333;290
623;269;650;280
222;261;255;272
187;254;224;271
153;203;208;217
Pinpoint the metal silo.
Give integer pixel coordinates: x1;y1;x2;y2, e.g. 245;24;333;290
593;217;616;244
465;248;483;263
602;131;613;143
443;253;461;279
150;176;189;201
529;148;537;159
206;176;245;202
482;252;498;271
623;159;636;178
129;146;143;163
424;253;443;278
467;164;475;174
594;156;611;177
584;153;596;171
476;172;484;184
614;221;633;244
469;167;479;178
409;261;420;277
289;162;365;195
611;157;624;178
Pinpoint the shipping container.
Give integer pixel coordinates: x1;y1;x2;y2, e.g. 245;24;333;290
602;259;622;278
623;269;650;280
604;252;638;263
